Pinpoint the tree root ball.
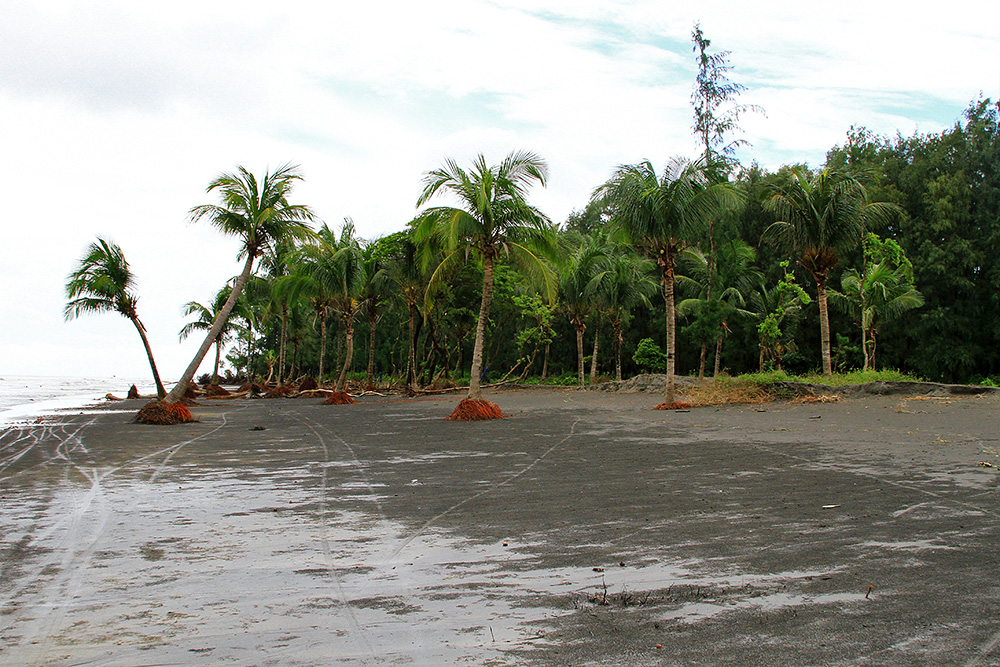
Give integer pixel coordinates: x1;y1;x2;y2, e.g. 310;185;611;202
446;399;504;421
654;401;693;410
127;384;140;399
135;400;196;425
322;391;356;405
299;377;319;391
203;384;231;397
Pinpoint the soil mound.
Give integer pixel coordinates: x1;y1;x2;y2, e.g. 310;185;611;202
135;400;196;425
446;398;503;421
264;385;295;399
322;391;356;405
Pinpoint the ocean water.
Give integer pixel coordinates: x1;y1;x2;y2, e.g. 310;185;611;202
0;375;159;426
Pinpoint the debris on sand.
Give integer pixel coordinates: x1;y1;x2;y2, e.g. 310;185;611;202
446;399;503;421
654;401;693;410
323;391;356;405
791;394;840;404
135;400;196;425
104;393;123;401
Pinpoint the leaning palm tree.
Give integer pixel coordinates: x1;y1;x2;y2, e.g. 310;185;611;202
179;285;241;385
413;150;556;419
763;167;901;375
146;164;316;419
65;237;167;399
599;157;741;406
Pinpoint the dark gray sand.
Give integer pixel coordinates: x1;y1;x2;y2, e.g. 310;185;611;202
1;388;999;666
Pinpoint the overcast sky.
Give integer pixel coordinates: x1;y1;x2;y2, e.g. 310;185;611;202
2;0;998;382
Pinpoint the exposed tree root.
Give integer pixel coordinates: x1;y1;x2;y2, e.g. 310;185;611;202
299;377;319;391
203;384;231;397
135;400;196;425
323;391;356;405
127;384;140;399
446;398;504;421
654;401;693;410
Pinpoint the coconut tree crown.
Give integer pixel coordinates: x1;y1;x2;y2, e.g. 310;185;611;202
64;237;140;321
188;163;318;260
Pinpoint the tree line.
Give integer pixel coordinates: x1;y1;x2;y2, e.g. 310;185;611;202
65;28;1000;408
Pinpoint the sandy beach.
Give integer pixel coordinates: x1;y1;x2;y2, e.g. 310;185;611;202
1;387;999;666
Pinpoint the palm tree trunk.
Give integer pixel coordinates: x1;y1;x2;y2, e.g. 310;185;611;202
713;329;724;377
318;312;328;381
165;254;255;404
697;341;707;380
467;253;495;401
542;341;550;380
407;299;418;392
612;319;623;382
817;278;833;376
861;322;870;371
366;310;377;387
278;305;288;385
131;316;166;399
589;316;601;385
212;341;221;384
336;312;355;393
574;320;586;388
663;261;677;405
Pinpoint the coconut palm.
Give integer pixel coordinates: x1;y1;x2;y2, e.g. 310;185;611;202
161;164;316;406
763;167;901;375
360;239;393;388
65;237;167;399
179;284;241;385
590;248;657;381
678;239;761;378
831;234;924;370
558;235;609;387
324;219;368;393
414;151;556;410
599;157;741;405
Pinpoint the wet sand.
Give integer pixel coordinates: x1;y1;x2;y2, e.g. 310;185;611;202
1;388;999;666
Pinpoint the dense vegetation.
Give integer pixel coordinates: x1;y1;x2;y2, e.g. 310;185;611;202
69;28;1000;392
193;96;995;389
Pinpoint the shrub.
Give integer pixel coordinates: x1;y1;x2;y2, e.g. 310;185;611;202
632;338;667;373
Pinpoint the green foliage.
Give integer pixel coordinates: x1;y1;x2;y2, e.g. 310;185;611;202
632;338;667;373
756;261;811;370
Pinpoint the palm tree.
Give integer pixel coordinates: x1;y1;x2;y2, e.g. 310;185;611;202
179;285;240;385
590;248;657;381
160;164;316;406
678;239;761;377
360;239;392;388
558;235;608;387
325;220;368;394
833;234;924;370
599;157;741;405
65;237;167;399
413;151;556;414
763;167;901;375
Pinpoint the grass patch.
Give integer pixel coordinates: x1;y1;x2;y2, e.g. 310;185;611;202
675;369;923;408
